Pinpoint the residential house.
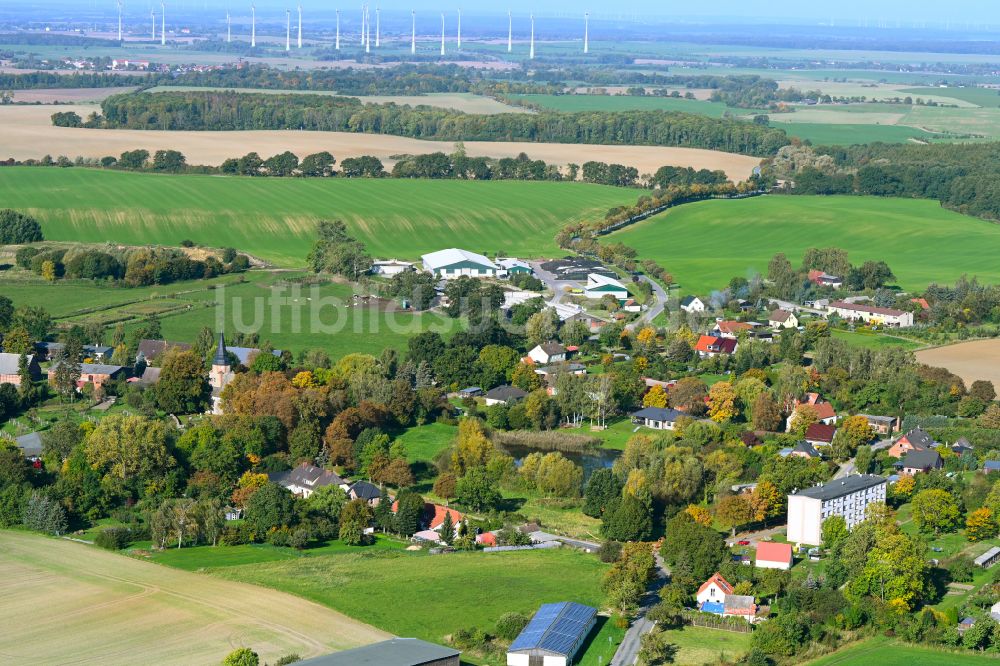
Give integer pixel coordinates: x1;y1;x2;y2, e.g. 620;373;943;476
780;441;822;460
371;259;415;276
136;339;191;364
47;362;125;391
712;320;753;339
786;475;887;545
584;273;629;301
958;617;977;634
0;353;40;386
755;542;793;570
475;531;497;547
768;309;798;330
82;345;114;362
952;437;974;456
496;258;532;276
786;393;837;429
826;300;914;328
695;335;738;358
622;298;642;313
421;248;498;279
296;638;460;666
535;363;586;379
348;480;383;506
808;270;844;289
984;461;1000;474
895;449;943;475
859;414;900;436
269;462;347;499
14;432;43;460
887;427;935;458
680;295;706;313
507;602;597;666
696;572;734;609
392;502;464;539
804;423;837;447
527;342;567;365
631;406;684;431
484;385;528;406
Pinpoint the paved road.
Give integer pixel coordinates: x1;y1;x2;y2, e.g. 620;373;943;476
767;298;825;316
527;531;600;552
725;524;788;548
529;260;576;305
630;275;667;328
610;552;669;666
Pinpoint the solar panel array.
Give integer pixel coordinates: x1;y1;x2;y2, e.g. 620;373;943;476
508;602;597;657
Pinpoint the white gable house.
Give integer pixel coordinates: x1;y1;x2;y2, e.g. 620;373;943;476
421;248;498;279
680;296;705;313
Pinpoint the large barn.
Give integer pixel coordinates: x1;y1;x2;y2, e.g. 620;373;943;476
506;601;597;666
295;638;460;666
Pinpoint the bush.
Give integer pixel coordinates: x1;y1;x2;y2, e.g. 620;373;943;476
495;612;530;642
94;526;132;550
598;540;623;563
274;656;301;666
0;209;44;244
451;627;490;649
949;556;975;583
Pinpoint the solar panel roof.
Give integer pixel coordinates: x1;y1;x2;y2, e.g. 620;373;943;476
508;602;598;656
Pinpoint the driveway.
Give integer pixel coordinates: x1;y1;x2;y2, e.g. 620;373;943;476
610;551;669;666
725;524;787;548
528;260;579;305
628;275;667;329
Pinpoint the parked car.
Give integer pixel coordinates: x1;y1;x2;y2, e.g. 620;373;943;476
738;540;751;546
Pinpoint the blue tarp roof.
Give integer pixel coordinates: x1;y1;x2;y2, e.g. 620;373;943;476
508;602;597;657
701;601;725;615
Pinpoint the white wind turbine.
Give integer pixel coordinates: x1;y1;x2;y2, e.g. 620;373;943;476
507;10;512;53
160;2;165;45
297;4;302;48
335;9;340;49
117;0;122;42
410;9;415;54
150;7;155;40
226;9;231;42
285;9;290;50
440;12;445;56
529;13;534;59
250;4;256;47
584;12;589;54
457;8;461;50
375;7;380;48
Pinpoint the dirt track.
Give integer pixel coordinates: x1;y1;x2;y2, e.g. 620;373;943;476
0;104;762;180
0;531;389;665
916;339;1000;388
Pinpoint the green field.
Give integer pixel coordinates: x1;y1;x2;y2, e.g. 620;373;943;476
610;195;1000;294
805;637;995;665
830;329;925;351
0;168;635;267
660;625;752;665
774;122;936;145
508;93;731;117
207;547;607;653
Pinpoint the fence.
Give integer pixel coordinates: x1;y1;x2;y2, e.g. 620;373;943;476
682;610;755;633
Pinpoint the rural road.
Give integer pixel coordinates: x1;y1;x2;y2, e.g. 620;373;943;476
630;275;667;328
610;552;669;666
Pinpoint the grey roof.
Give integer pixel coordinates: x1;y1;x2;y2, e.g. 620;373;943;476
975;547;1000;566
83;344;114;358
792;475;886;502
985;461;1000;471
0;353;33;375
723;594;756;612
294;638;459;666
136;366;161;386
50;362;124;376
15;432;43;458
270;462;344;490
349;480;381;501
900;427;934;450
860;414;896;424
422;248;497;271
137;339;191;361
212;333;228;366
508;602;597;657
897;449;942;470
484;385;528;402
632;407;684;422
536;342;567;356
229;346;282;366
792;441;822;458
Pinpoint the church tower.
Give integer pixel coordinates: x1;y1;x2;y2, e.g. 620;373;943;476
209;333;230;390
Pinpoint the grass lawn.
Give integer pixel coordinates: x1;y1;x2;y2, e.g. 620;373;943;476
610;195;1000;294
207;547;608;658
567;418;640;451
659;624;752;665
0;167;636;267
399;422;458;464
831;329;925;351
805;636;995;665
576;616;626;666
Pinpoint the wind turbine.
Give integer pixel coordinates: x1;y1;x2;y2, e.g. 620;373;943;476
457;8;461;50
250;4;256;47
151;8;155;40
297;4;302;48
375;7;380;48
360;5;365;45
285;9;290;51
335;9;340;49
529;13;534;59
364;5;370;53
116;0;122;42
507;10;512;53
440;12;445;56
584;12;589;54
226;10;231;42
410;9;415;54
160;2;165;45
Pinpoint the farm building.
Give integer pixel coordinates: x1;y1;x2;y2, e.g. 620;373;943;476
497;258;533;275
296;638;460;666
506;601;597;666
755;542;793;570
0;352;40;386
421;248;498;279
584;273;629;300
371;259;415;276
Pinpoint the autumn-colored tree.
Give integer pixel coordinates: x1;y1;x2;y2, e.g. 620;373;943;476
292;370;317;388
891;475;915;502
220;371;299;430
980;403;1000;429
433;472;458;504
636;327;657;348
451;418;496;476
716;494;754;536
642;385;668;408
707;381;738;423
751;392;783;432
832;415;875;458
748;480;782;522
668;377;708;415
511;362;543;392
326;437;355;467
788;404;819;436
380;457;415;488
684;504;713;527
732;580;754;596
966;507;997;542
41;260;56;282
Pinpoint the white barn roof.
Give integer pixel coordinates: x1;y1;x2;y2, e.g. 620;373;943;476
421;248;497;271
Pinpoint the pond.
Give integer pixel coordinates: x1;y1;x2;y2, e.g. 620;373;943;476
502;444;621;481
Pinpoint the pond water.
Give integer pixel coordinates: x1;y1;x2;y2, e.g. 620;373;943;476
502;444;621;481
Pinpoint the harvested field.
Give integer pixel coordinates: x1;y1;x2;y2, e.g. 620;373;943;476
0;531;389;665
9;86;138;103
0;104;761;180
916;339;1000;388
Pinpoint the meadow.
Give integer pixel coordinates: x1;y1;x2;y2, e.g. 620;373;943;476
610;195;1000;294
804;637;994;666
508;93;731;117
0;167;636;266
0;531;389;665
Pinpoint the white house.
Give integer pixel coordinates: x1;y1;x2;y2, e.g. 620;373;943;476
370;259;414;276
527;342;567;365
826;300;914;328
584;273;629;300
680;295;705;313
268;462;348;499
421;248;498;279
696;572;734;606
631;407;684;431
768;308;799;329
786;475;887;546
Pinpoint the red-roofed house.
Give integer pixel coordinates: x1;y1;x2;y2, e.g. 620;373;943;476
804;423;837;446
390;501;465;537
786;393;837;430
755;542;793;570
712;320;753;339
475;531;497;547
695;335;738;358
696;572;734;606
911;298;930;310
